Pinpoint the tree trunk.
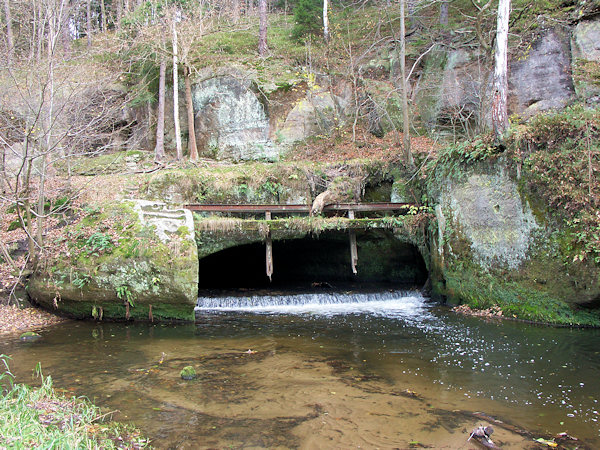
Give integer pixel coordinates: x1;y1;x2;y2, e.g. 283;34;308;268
36;0;44;62
86;0;92;47
185;66;198;161
3;0;13;63
258;0;267;56
100;0;107;32
323;0;329;43
155;59;166;161
492;0;511;141
439;0;448;26
232;0;240;22
116;0;122;29
399;0;414;167
172;19;182;160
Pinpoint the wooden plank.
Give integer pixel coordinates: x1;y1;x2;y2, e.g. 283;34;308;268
348;210;358;274
184;202;414;214
265;211;273;281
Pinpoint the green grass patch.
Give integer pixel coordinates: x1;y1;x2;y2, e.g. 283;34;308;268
0;356;149;448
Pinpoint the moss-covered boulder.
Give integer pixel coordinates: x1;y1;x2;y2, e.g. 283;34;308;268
28;201;198;321
180;366;197;380
428;156;600;325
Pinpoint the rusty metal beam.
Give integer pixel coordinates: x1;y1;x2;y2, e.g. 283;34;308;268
184;202;414;214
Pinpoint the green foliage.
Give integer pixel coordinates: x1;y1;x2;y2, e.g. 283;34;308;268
72;273;92;289
7;219;24;232
573;58;600;88
426;133;503;186
84;232;114;256
259;179;283;200
510;105;600;263
0;358;148;448
117;285;135;307
292;0;323;40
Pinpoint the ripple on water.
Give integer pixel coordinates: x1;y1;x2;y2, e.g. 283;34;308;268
1;291;599;446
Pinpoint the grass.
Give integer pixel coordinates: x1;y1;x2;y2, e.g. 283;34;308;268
0;355;149;448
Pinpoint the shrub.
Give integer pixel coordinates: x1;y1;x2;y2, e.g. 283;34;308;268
292;0;323;40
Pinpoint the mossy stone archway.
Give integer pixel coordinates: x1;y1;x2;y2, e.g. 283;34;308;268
197;230;428;291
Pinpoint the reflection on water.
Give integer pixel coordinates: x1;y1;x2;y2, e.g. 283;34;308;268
1;292;600;448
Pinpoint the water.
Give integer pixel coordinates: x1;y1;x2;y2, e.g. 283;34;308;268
2;291;600;448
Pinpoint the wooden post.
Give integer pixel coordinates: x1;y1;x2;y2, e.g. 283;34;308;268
348;210;358;274
265;211;273;281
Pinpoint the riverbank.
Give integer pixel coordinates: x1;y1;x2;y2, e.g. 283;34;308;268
0;356;149;448
0;303;67;335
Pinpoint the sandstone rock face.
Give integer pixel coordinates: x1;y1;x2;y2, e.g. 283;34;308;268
572;19;600;60
416;48;488;134
571;18;600;103
439;167;539;270
187;73;351;161
192;76;277;161
509;28;575;118
429;158;600;324
279;92;339;143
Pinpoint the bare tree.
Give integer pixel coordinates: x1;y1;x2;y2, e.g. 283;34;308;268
184;66;198;160
155;58;166;161
258;0;268;56
439;0;448;26
492;0;510;141
172;12;183;160
3;0;14;63
87;0;92;47
323;0;329;43
399;0;414;166
101;0;107;32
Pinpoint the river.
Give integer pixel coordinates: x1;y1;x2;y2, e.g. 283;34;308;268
1;291;599;448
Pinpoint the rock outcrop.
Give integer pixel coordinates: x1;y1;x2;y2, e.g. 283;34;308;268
429;157;600;324
28;201;198;321
509;28;575;119
571;17;600;103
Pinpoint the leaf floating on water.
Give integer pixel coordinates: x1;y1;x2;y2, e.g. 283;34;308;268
534;438;558;447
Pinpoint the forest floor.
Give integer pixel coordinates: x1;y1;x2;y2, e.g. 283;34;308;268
0;303;67;336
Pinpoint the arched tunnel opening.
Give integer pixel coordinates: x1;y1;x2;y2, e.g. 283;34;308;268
197;230;428;295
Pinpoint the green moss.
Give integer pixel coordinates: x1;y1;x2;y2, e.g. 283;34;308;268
180;366;197;380
441;268;600;326
19;331;42;340
55;150;154;176
29;200;198;322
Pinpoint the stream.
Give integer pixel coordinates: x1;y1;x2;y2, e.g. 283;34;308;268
1;291;599;448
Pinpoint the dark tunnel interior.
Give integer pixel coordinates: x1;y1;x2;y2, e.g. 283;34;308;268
197;231;428;293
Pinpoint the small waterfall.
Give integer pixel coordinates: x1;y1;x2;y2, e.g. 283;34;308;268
195;290;431;317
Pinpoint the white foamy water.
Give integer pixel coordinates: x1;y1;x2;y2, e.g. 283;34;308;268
195;290;432;318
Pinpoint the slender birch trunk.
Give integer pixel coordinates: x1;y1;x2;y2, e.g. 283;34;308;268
323;0;329;43
86;0;92;47
399;0;413;167
492;0;511;141
3;0;14;63
258;0;267;56
155;59;166;161
172;18;182;160
100;0;107;32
